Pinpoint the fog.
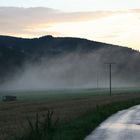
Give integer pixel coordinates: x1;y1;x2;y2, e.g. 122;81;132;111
1;47;140;91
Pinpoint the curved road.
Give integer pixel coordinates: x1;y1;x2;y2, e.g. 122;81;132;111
85;105;140;140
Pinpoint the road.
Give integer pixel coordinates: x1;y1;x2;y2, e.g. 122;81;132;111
85;105;140;140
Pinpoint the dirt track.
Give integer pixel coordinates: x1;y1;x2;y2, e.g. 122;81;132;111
1;93;140;140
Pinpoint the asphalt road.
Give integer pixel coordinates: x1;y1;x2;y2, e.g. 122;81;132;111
85;105;140;140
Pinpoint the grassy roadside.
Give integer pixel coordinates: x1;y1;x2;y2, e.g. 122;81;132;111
18;97;140;140
54;98;140;140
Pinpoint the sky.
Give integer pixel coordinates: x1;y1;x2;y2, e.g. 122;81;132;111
0;0;140;50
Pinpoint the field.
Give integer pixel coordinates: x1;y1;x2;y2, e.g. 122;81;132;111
1;87;140;101
1;88;140;140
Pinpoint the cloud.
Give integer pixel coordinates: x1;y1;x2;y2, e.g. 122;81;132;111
97;32;121;39
0;7;140;39
0;7;123;37
130;9;140;13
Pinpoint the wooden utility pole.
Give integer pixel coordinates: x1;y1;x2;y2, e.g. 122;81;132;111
106;63;115;96
97;72;99;89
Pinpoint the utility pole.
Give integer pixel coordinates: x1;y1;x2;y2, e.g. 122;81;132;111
97;72;99;89
106;63;115;96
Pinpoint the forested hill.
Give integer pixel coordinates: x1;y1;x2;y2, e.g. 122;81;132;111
0;35;119;55
0;35;139;86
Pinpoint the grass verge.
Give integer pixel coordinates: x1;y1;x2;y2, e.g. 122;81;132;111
17;98;140;140
53;98;140;140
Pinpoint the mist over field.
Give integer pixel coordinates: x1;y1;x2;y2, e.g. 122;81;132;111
0;52;102;90
1;46;140;91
